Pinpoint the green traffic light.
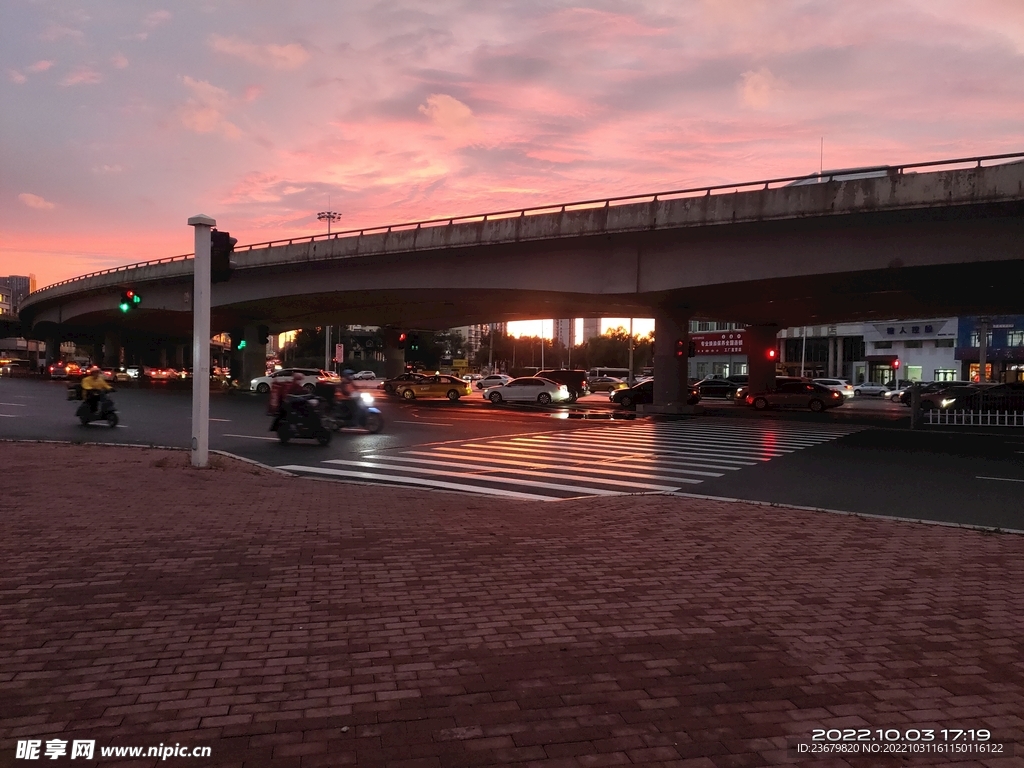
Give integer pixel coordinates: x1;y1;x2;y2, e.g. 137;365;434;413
119;302;130;312
132;294;141;304
237;340;247;350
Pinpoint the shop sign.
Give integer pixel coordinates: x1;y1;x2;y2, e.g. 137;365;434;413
690;331;746;355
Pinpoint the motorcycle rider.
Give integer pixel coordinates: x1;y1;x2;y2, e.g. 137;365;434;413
270;371;308;431
335;369;357;422
80;366;113;414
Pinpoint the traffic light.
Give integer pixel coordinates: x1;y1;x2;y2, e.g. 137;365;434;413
688;341;696;358
257;325;270;345
231;329;246;352
409;335;420;353
675;339;685;357
119;289;141;313
767;347;777;361
211;229;237;283
893;359;901;371
398;332;407;347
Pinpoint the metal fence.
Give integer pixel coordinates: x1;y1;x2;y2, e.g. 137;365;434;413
926;410;1024;427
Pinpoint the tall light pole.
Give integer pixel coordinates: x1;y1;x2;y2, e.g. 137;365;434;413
188;214;215;468
317;210;342;235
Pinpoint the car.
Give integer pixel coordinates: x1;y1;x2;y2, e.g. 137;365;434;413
610;380;701;409
0;359;31;376
379;372;426;395
483;377;571;405
249;367;330;394
48;361;82;380
475;374;512;390
148;367;179;381
853;382;889;396
912;384;985;411
695;377;744;399
745;380;846;412
813;378;856;398
896;381;972;407
536;369;590;402
587;376;627;393
393;374;473;401
101;367;131;383
351;370;377;380
944;382;1024;411
461;373;483;384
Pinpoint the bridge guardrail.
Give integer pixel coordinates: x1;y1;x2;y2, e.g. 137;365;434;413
24;151;1024;300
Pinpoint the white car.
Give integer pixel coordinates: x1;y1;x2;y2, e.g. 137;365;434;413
813;378;856;398
250;367;332;394
475;374;512;390
351;370;377;380
482;376;571;405
853;382;888;396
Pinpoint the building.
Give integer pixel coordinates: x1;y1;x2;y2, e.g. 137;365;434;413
956;316;1024;383
0;285;10;318
0;274;36;311
581;318;601;342
552;319;573;350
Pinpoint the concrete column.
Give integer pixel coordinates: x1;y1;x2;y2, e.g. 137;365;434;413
158;347;168;368
174;344;185;369
827;336;836;377
837;337;845;379
44;336;59;366
241;325;266;386
651;307;692;409
746;325;780;395
103;329;121;368
381;328;407;378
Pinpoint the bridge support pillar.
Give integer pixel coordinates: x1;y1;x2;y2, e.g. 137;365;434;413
381;329;406;379
746;325;780;395
174;344;185;369
103;330;122;368
44;336;59;367
241;325;266;387
648;308;693;411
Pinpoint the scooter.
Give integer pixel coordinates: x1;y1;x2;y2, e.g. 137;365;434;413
330;391;384;434
273;393;333;445
71;388;119;428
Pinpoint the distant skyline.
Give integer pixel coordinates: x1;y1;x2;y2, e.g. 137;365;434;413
3;1;1023;291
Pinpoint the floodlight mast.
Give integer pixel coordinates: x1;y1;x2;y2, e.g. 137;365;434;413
188;213;215;468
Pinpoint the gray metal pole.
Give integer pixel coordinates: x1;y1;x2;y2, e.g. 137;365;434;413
628;317;635;384
800;327;807;378
188;214;215;468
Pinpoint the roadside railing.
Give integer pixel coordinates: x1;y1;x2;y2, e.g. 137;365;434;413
24;150;1024;300
926;410;1024;427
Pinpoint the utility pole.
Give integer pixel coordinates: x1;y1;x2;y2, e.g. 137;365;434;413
628;317;635;384
487;323;494;373
188;214;215;468
800;327;807;378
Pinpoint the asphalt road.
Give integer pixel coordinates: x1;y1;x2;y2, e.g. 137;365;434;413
2;376;1022;530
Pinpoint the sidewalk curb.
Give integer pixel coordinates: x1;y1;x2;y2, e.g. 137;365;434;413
670;490;1024;536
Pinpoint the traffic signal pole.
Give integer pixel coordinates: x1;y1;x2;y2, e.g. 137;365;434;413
188;214;215;468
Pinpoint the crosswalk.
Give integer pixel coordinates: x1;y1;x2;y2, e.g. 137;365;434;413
277;419;862;501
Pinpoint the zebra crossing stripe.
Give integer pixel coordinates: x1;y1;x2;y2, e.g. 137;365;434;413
275;464;556;500
500;436;784;461
423;444;756;470
321;459;637;495
371;452;722;482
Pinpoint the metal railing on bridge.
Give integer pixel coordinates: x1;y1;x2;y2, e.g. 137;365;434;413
26;150;1024;298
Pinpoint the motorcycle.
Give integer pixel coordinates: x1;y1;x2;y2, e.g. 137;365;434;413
330;391;384;434
273;393;333;445
69;385;119;428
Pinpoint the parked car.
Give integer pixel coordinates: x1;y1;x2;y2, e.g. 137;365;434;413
461;373;483;384
587;376;627;393
745;380;846;412
853;381;889;396
0;359;31;376
351;370;377;380
249;367;330;394
379;372;426;395
394;374;473;401
813;378;856;398
483;377;571;405
475;374;513;390
733;376;804;403
695;375;747;399
610;380;701;409
944;382;1024;411
536;369;590;402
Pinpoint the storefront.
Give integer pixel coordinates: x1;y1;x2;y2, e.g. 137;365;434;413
862;319;959;384
956;316;1024;382
688;330;748;379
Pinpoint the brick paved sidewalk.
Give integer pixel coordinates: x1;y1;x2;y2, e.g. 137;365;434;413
1;443;1021;768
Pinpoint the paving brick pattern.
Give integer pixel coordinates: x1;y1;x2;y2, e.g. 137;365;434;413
0;442;1022;767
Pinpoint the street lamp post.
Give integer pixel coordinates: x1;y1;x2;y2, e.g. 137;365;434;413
317;210;342;235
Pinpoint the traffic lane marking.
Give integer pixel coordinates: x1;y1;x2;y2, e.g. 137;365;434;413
0;402;27;406
223;433;278;441
976;475;1024;483
394;420;454;426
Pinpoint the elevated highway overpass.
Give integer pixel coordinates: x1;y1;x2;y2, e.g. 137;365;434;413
18;153;1024;406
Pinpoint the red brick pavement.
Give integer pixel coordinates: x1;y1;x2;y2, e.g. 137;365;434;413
0;442;1021;767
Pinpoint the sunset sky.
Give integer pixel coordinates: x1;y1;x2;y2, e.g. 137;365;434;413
3;0;1022;318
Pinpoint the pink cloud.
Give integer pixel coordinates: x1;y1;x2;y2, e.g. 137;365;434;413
26;60;54;73
208;34;310;70
19;193;56;210
178;76;240;138
60;67;102;86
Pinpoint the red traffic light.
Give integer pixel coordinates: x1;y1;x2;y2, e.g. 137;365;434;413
767;348;777;360
399;332;407;343
675;339;685;357
893;359;901;369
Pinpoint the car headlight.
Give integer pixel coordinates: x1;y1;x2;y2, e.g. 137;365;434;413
940;398;956;408
360;392;374;404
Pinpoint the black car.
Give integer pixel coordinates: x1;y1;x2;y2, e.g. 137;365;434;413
947;382;1024;411
897;381;970;407
378;372;425;395
536;369;590;402
694;375;747;399
610;380;700;409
